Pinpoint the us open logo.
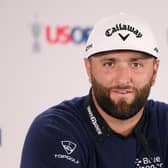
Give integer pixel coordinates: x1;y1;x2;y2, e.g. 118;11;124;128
31;16;92;53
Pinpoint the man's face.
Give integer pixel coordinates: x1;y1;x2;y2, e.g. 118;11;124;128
84;51;159;120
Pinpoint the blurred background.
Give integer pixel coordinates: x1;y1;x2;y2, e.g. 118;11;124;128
1;0;168;167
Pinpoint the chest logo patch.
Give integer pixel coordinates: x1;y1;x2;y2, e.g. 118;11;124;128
135;156;163;167
61;140;77;155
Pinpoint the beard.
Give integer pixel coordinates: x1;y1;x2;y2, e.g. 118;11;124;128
91;76;153;120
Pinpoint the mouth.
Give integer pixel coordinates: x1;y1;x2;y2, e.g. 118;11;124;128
111;89;133;96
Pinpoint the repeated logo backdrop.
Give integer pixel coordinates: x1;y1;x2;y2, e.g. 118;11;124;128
31;18;92;52
1;0;168;168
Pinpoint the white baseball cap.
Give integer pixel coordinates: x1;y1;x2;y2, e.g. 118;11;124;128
85;13;159;58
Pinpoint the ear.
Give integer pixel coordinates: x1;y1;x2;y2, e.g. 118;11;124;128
84;57;92;83
151;59;160;86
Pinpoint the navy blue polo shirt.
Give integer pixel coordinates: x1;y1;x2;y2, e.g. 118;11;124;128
20;94;168;168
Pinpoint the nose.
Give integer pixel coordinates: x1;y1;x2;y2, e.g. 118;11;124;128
114;64;132;86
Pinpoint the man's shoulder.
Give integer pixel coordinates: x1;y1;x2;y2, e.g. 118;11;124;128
21;95;92;168
146;99;168;131
29;95;89;138
146;99;168;114
37;95;87;120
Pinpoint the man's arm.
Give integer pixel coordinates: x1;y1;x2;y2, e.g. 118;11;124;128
20;114;86;168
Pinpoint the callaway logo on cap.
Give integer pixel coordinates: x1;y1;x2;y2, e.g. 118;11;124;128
85;13;159;58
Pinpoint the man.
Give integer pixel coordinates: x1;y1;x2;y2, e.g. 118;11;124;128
20;14;168;167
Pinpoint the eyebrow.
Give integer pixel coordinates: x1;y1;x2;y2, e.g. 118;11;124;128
129;56;153;61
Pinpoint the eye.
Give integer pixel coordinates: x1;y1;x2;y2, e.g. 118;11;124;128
103;61;114;67
131;62;143;69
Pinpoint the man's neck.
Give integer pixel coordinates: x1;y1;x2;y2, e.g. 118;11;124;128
92;92;144;137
